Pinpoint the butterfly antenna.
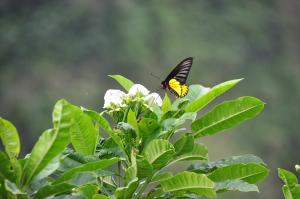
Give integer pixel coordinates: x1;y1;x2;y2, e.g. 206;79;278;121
150;73;162;81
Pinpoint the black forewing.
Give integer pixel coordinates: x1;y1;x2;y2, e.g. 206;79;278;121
164;57;193;84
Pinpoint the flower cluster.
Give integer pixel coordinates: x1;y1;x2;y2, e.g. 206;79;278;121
103;84;162;109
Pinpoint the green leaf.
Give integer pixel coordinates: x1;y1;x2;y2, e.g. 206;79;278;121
215;180;258;192
160;171;216;198
77;184;99;199
208;163;269;184
138;118;161;147
152;172;173;183
0;152;19;184
172;144;208;163
174;134;194;156
92;194;110;199
136;156;153;178
32;155;60;182
115;178;139;199
33;183;75;199
296;165;300;174
127;109;139;144
53;158;118;184
142;139;175;169
83;108;112;132
162;93;172;113
192;96;264;138
109;75;134;91
5;180;27;198
282;185;300;199
68;104;99;156
186;79;242;112
21;99;72;188
0;118;20;159
184;84;211;102
190;154;265;173
278;168;298;187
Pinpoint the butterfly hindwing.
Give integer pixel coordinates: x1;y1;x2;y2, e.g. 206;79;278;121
162;57;193;98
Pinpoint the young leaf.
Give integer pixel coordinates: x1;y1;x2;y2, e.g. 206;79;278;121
162;94;172;113
160;171;216;198
215;179;258;192
21;99;72;188
109;75;134;91
53;158;118;184
68;104;99;156
186;79;242;112
0;117;20;159
192;96;264;138
142;139;175;169
208;163;269;184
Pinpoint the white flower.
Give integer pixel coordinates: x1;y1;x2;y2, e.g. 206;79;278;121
145;93;162;106
103;89;126;108
128;84;150;96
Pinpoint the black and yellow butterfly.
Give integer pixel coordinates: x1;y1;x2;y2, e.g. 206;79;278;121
161;57;193;98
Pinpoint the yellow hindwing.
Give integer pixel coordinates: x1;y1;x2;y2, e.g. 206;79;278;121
168;79;189;97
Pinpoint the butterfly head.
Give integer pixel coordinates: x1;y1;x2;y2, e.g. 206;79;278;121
161;81;167;89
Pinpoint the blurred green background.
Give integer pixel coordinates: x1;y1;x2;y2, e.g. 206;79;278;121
1;1;299;198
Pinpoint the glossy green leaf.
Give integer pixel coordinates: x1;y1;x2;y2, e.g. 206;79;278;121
190;154;265;173
0;118;20;159
215;180;258;192
33;183;75;199
160;171;216;198
109;75;134;91
142;139;175;169
68;104;99;156
208;163;269;184
5;180;27;197
21;99;72;188
162;93;172;113
186;79;242;112
53;158;118;184
192;96;264;138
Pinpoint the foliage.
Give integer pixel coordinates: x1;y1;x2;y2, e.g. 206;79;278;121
278;165;300;199
0;75;269;198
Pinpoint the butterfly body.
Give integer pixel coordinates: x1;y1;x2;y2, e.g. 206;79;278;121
161;57;193;98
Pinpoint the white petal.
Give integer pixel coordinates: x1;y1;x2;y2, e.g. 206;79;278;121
128;84;150;96
103;89;126;108
145;93;162;106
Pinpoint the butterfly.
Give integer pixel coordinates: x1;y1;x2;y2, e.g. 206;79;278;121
161;57;193;98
